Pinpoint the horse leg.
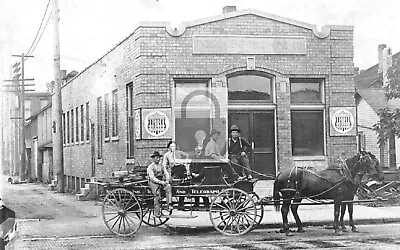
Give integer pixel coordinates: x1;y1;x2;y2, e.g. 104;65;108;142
339;203;348;232
348;203;358;232
290;199;304;233
279;200;292;235
333;201;343;235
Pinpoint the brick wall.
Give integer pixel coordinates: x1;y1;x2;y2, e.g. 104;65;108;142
61;11;355;180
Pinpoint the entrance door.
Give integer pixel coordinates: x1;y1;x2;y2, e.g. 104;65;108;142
228;111;275;179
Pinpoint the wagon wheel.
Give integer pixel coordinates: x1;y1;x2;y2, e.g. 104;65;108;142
209;188;256;236
102;188;143;237
141;197;172;227
250;193;264;229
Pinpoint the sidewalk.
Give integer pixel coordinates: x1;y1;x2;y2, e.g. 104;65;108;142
8;178;400;238
168;180;400;231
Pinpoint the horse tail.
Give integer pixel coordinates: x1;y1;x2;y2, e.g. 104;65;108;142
273;174;281;212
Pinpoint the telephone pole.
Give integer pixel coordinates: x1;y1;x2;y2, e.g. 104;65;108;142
53;0;65;192
3;54;34;181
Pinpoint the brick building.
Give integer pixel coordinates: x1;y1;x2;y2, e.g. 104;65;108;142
60;7;356;190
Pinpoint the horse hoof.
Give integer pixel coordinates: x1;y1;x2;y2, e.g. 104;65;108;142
298;228;305;233
341;227;348;233
279;229;287;233
335;230;344;236
351;228;359;233
286;231;294;236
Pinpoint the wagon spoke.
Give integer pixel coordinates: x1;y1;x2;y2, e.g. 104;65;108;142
241;212;255;226
212;211;229;220
103;204;119;212
111;216;121;230
110;192;121;208
125;202;140;212
125;213;138;226
124;196;134;210
122;216;127;233
105;214;119;224
118;215;123;233
221;216;232;232
123;217;131;232
105;197;120;210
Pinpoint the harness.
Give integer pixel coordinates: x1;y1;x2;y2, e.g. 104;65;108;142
284;155;368;199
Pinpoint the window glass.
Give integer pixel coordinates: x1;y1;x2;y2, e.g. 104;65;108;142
104;93;110;139
173;80;228;160
290;79;323;103
291;111;324;156
228;74;272;102
111;90;118;137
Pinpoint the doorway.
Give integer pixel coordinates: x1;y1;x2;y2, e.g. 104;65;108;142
228;111;275;179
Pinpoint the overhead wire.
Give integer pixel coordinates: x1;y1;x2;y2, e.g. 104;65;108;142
27;11;53;57
25;0;51;57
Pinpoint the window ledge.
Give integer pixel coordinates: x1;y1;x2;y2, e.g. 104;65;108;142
293;156;327;161
104;137;110;142
97;159;104;164
86;140;90;144
111;136;119;141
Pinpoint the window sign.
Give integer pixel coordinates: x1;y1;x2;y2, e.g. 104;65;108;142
173;79;228;160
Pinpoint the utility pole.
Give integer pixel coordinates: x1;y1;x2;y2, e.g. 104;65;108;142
53;0;65;192
3;54;34;181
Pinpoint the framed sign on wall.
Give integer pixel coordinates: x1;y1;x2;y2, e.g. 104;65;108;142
329;107;357;136
141;108;172;139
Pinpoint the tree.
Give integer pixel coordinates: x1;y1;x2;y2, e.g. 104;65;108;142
373;58;400;145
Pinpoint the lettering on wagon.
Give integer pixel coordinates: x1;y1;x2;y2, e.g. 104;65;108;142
191;189;220;195
193;35;306;55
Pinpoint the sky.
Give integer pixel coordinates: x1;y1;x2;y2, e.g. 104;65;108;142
0;0;399;92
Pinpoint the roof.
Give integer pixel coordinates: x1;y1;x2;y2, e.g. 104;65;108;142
357;89;397;113
355;51;400;90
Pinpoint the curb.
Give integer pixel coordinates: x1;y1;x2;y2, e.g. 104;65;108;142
167;217;400;233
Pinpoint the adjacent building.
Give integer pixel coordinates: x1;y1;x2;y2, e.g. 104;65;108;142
60;7;356;190
356;44;400;169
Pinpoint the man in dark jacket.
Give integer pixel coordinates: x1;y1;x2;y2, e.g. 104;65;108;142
228;125;252;179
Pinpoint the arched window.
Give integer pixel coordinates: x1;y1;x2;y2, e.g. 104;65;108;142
227;72;272;102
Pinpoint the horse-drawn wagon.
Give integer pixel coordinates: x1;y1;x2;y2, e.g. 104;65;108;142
97;150;384;237
98;161;264;237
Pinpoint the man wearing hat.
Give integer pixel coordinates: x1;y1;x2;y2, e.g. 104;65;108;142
205;128;240;182
228;125;252;179
147;151;172;217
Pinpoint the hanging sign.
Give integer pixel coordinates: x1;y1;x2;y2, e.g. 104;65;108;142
330;107;356;136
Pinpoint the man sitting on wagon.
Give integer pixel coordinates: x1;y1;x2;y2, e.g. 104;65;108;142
163;141;190;180
147;151;173;217
204;128;241;182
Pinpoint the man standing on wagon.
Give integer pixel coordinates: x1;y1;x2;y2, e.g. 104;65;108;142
228;125;253;179
147;151;173;217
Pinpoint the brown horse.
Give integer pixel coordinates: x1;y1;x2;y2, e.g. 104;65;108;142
273;151;383;235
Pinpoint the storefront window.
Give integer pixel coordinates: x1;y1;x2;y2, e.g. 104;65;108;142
228;73;272;102
290;78;323;103
291;111;324;156
173;79;228;160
